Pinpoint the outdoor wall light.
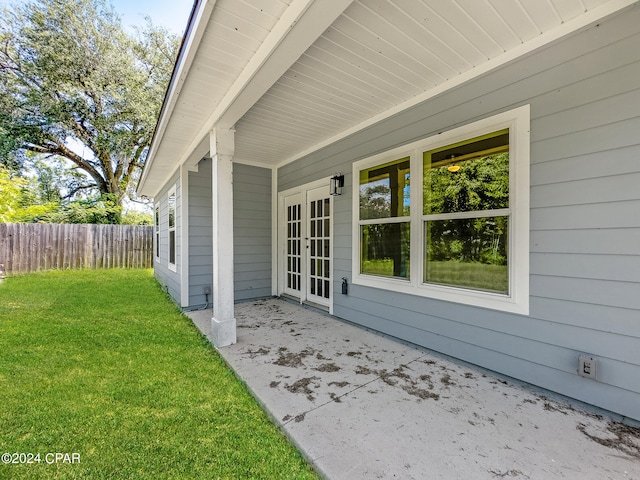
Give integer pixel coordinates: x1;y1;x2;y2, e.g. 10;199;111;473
330;173;344;196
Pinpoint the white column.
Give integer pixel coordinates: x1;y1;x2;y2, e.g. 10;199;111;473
210;128;236;347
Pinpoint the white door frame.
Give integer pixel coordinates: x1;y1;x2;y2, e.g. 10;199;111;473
277;178;334;314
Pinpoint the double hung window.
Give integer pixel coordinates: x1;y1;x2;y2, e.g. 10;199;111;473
353;106;529;314
168;186;176;271
155;205;160;260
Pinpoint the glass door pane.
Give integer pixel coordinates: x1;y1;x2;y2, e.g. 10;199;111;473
284;196;302;296
307;188;331;306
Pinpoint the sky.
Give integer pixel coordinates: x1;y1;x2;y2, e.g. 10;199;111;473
110;0;193;36
0;0;194;36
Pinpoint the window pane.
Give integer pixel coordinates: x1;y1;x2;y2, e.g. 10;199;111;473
169;230;176;264
423;130;509;215
168;193;176;227
424;216;508;294
360;222;410;279
360;157;410;220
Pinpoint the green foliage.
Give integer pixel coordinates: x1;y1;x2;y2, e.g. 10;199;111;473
121;209;153;225
43;194;122;224
0;165;59;222
424;153;509;266
0;0;179;221
0;270;319;479
424;153;509;215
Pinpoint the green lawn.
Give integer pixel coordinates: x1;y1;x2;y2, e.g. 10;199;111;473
426;261;508;294
363;258;507;293
0;269;318;480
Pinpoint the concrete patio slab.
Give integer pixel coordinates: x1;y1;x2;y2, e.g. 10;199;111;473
186;298;640;480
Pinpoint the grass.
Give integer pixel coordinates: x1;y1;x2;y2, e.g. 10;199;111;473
0;269;319;480
426;261;508;293
363;258;507;293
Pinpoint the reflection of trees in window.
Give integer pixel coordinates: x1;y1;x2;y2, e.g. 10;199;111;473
361;223;410;278
424;152;509;265
359;157;410;219
426;216;508;266
423;131;510;293
359;157;410;278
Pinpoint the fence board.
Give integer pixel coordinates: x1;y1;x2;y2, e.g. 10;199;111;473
0;223;153;275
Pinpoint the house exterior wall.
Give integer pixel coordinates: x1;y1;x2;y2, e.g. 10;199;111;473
188;158;213;308
156;160;272;309
154;169;182;303
234;163;272;300
277;10;640;421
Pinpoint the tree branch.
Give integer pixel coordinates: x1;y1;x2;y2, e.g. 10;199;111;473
23;139;107;193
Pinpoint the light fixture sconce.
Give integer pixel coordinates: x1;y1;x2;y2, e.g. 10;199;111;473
446;154;460;172
330;173;344;196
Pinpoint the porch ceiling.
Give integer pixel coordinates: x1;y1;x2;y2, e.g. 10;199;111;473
138;0;636;197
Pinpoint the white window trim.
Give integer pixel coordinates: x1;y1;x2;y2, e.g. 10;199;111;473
168;185;177;273
352;105;530;315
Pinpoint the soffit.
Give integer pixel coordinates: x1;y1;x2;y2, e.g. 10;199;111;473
138;0;292;195
141;0;634;196
234;0;628;166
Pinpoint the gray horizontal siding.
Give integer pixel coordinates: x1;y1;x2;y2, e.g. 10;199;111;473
154;169;181;304
278;8;640;421
234;163;272;300
188;158;213;308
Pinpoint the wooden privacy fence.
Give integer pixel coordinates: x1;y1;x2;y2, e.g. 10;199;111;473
0;223;154;275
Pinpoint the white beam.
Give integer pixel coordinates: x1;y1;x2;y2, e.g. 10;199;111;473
178;0;354;167
210;127;236;347
179;163;190;308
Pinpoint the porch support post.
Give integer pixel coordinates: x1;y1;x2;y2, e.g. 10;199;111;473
210;127;236;347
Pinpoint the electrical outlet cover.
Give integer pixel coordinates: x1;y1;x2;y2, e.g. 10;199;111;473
578;355;597;379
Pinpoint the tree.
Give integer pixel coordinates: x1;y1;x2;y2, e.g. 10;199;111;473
0;0;179;223
0;165;58;222
424;153;509;264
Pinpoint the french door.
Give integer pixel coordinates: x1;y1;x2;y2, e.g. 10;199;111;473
306;187;331;305
281;184;332;308
284;194;303;296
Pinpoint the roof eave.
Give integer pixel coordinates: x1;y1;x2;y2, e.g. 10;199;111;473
137;0;216;198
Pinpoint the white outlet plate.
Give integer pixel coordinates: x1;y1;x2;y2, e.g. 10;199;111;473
578;355;597;379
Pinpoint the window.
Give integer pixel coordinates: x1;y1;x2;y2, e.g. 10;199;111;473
359;157;411;279
423;130;509;294
352;106;529;314
168;186;176;271
155;205;160;260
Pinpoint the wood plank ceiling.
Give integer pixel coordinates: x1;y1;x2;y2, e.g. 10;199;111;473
142;0;628;195
234;0;613;166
